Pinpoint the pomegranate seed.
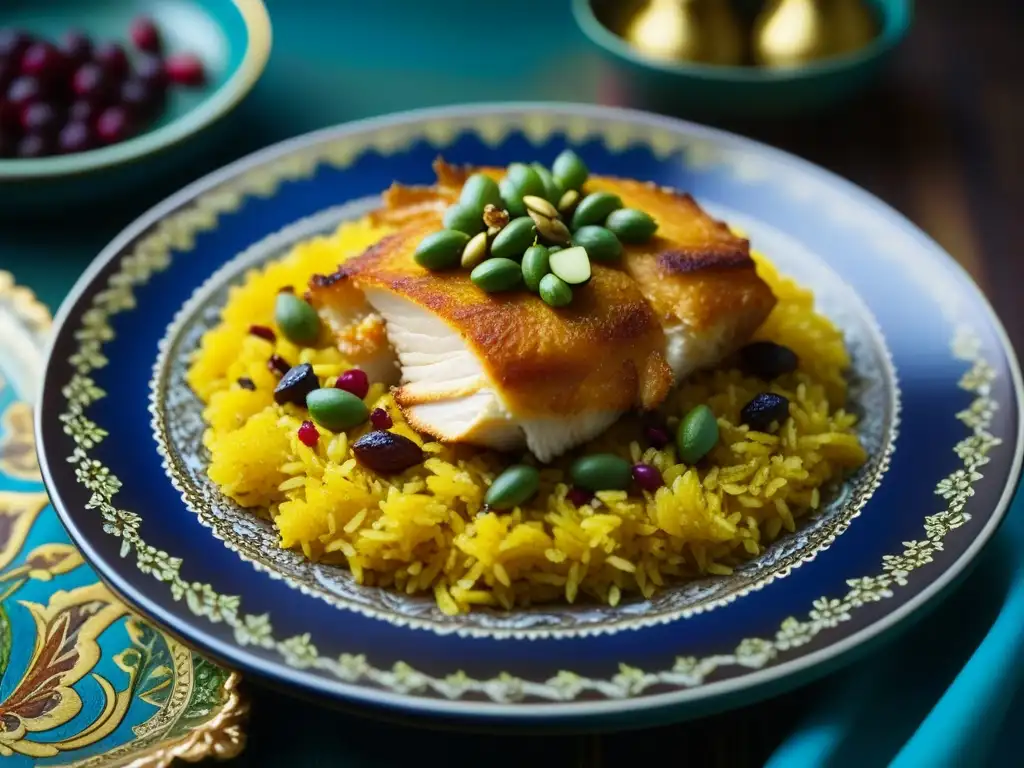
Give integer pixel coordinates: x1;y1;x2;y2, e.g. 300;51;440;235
20;42;65;80
248;324;276;342
632;463;663;492
120;78;160;120
335;369;369;399
370;408;393;430
644;425;671;449
93;42;128;79
7;76;43;109
297;420;319;447
72;63;113;102
567;487;593;507
95;105;134;144
237;377;256;391
0;30;33;63
133;54;167;90
20;102;59;135
59;30;92;68
267;354;291;376
68;99;96;124
57;121;95;154
16;133;51;158
165;53;204;86
130;17;162;53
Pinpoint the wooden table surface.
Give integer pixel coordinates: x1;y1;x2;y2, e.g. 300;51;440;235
4;0;1021;764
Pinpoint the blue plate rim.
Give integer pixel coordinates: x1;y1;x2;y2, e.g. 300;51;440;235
36;102;1024;719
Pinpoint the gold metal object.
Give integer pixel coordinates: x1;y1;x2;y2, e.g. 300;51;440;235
753;0;879;68
620;0;745;65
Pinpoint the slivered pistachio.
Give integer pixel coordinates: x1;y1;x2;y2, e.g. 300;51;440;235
558;189;580;215
461;231;490;269
483;204;509;230
529;210;571;245
523;194;559;219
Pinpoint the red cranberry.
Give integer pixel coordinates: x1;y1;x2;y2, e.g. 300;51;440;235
72;63;113;102
335;369;369;399
16;133;51;158
644;425;671;449
133;54;167;90
632;463;663;492
297;420;320;448
95;105;134;145
59;30;93;69
7;76;43;109
57;121;95;154
93;42;128;80
120;78;163;120
0;30;33;64
165;53;205;86
370;408;393;430
20;43;65;81
20;102;59;136
567;487;594;507
68;100;96;124
130;17;162;53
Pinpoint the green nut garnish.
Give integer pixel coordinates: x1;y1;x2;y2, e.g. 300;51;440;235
275;292;321;345
552;149;588;192
414;229;470;271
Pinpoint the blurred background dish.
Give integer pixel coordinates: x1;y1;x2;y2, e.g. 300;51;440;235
0;0;269;215
574;0;911;118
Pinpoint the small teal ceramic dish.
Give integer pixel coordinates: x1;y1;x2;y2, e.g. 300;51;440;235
0;0;270;213
0;274;248;766
573;0;912;118
37;104;1022;728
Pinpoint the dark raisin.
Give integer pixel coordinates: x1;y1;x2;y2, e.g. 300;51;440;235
267;354;291;377
352;430;424;474
248;324;276;342
237;377;256;391
738;341;798;380
273;362;318;405
740;393;790;432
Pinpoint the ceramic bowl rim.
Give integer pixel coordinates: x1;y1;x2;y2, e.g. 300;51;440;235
571;0;912;83
0;0;271;181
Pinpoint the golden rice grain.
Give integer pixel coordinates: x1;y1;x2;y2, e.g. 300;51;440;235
189;217;867;614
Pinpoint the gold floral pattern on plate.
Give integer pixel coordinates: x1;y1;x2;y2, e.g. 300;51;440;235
0;276;248;766
50;110;1012;704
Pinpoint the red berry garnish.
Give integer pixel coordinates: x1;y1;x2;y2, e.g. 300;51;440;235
95;105;134;144
248;324;276;342
93;42;128;80
57;121;95;154
72;63;113;102
120;77;162;120
129;17;162;53
297;420;320;448
0;30;33;64
7;76;43;109
133;54;167;90
335;369;369;399
20;102;59;135
644;425;671;449
165;53;205;86
370;408;393;430
267;354;291;377
16;133;51;158
567;487;594;507
58;30;92;69
632;463;663;492
20;43;65;80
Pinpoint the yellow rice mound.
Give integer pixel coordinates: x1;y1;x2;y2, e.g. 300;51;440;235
188;218;867;614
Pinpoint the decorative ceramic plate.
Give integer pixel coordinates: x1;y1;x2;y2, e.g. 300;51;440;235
37;105;1022;727
0;273;247;766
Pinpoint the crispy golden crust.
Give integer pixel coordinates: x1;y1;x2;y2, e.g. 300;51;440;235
315;221;673;419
